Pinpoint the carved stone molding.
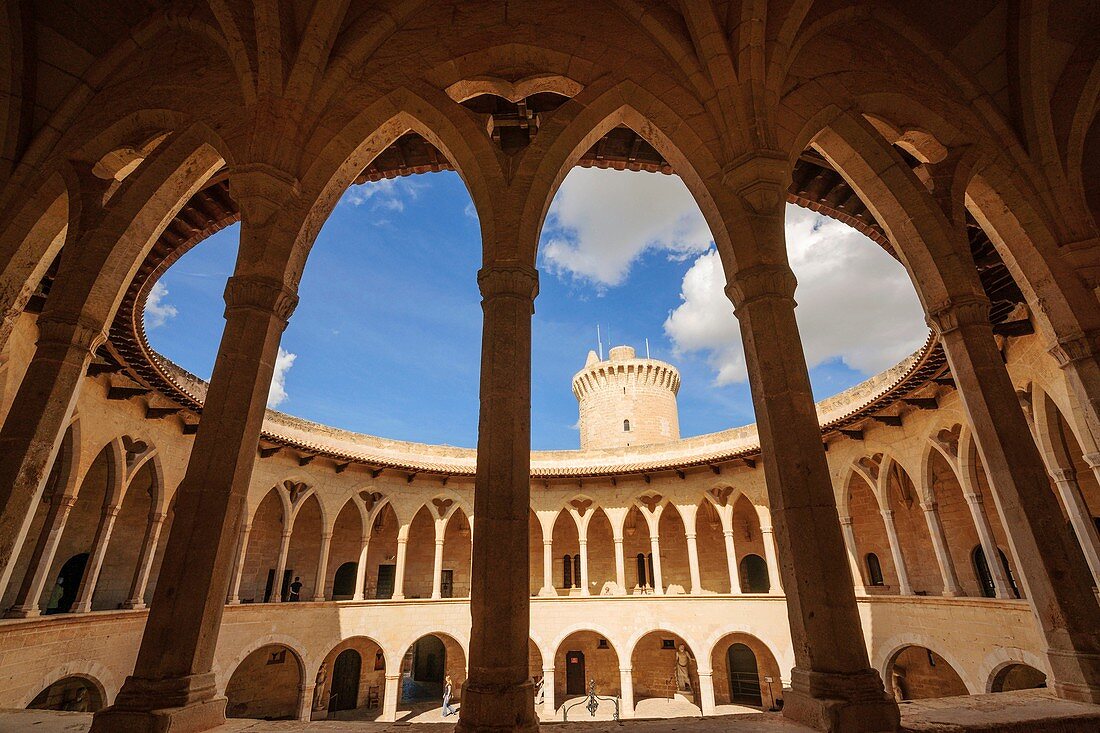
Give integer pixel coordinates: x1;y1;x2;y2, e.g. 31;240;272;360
721;149;791;214
724;264;798;309
432;497;454;518
477;262;539;301
1047;331;1100;367
223;276;299;323
924;295;990;336
35;313;108;352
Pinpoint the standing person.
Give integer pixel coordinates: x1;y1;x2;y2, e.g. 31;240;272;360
442;675;455;717
288;576;303;602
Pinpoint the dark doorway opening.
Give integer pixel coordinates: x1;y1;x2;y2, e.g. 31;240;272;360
332;562;357;599
726;643;763;706
46;553;88;614
566;650;586;696
739;554;770;593
329;649;362;712
401;635;446;704
376;564;395;599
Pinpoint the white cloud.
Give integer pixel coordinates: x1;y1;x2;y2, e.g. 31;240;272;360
540;167;712;288
267;347;297;408
341;177;423;213
664;205;928;385
144;281;178;329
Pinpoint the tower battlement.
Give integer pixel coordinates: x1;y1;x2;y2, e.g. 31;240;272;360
572;345;681;449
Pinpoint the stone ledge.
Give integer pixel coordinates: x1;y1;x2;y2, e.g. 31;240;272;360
899;690;1100;732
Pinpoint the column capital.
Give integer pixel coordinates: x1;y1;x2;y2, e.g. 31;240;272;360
724;264;797;310
477;261;539;301
925;295;991;336
36;313;108;352
760;524;774;534
685;532;697;540
1049;467;1078;483
1048;331;1100;367
1083;452;1100;470
879;509;895;521
543;538;554;546
721;149;790;214
319;531;333;541
963;491;984;505
838;516;853;527
919;501;938;513
223;276;298;325
280;528;293;539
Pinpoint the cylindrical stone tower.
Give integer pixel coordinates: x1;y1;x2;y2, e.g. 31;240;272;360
572;345;681;449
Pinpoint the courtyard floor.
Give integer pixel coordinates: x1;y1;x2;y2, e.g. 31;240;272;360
4;690;1100;732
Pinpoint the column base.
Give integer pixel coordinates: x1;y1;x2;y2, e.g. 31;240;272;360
537;586;557;597
1047;648;1100;704
120;600;147;610
783;667;900;733
90;697;226;733
456;678;539;733
4;605;41;618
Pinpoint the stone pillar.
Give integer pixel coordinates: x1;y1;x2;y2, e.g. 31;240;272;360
697;670;716;715
878;510;913;595
577;538;590;596
838;517;867;596
431;535;446;599
122;512;167;609
381;674;401;722
723;172;898;729
225;522;251;605
685;532;703;594
920;502;964;596
539;539;555;596
353;533;369;600
457;262;539;733
313;531;332;602
1085;452;1100;498
72;504;120;613
0;315;105;597
613;533;627;594
648;534;664;594
5;493;77;617
618;668;634;718
722;528;742;594
392;527;409;601
90;261;300;732
273;528;292;602
929;295;1100;702
541;667;555;718
760;524;784;594
1049;467;1100;585
962;492;1012;599
297;683;314;721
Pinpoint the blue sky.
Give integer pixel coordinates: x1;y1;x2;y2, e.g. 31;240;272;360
147;168;927;450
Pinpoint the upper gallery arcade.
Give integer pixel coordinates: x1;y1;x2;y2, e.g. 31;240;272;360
0;3;1098;733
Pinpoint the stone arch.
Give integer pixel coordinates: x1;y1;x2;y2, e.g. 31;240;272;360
316;635;388;717
285;492;324;601
708;632;784;710
988;662;1049;694
325;497;365;600
628;629;702;714
223;640;307;720
978;648;1051;694
551;507;580;594
730;494;767;593
874;634;977;697
879;454;939;594
240;486;288;603
694;497;727;593
554;629;621;705
881;644;972;701
394;631;468;708
364;501;399;599
21;661;116;710
844;463;895;591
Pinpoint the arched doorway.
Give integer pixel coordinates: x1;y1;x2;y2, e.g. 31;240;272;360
45;553;87;614
398;633;466;717
330;649;362;712
332;562;357;599
739;554;769;593
990;663;1046;692
553;631;620;717
726;644;762;706
226;644;303;720
27;676;104;712
630;631;700;717
710;633;783;711
886;646;968;701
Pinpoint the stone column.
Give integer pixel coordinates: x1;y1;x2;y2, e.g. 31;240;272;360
613;532;627;594
539;539;555;596
381;674;401;722
685;532;703;594
123;512;167;609
4;493;77;617
312;531;332;602
1049;467;1100;585
297;683;314;721
273;528;292;602
760;525;784;594
432;531;446;599
353;533;369;600
878;510;913;595
838;517;867;595
225;522;251;605
1085;452;1100;498
648;534;664;594
392;527;409;601
723;174;898;729
90;263;300;732
72;504;120;613
618;668;635;718
920;502;964;596
541;667;555;718
929;295;1100;702
0;315;105;596
457;261;539;733
722;529;742;594
697;670;716;715
962;492;1012;599
577;538;590;596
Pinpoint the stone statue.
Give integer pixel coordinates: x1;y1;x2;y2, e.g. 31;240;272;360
674;644;693;692
313;663;329;710
890;669;906;702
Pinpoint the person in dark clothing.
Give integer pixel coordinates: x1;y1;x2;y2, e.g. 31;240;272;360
288;576;303;601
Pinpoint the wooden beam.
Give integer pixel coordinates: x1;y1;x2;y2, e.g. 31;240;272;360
739;457;756;469
335;462;350;474
182;423;199;435
298;454;316;466
871;415;903;427
107;385;151;401
902;397;939;410
992;319;1034;337
258;446;282;458
839;428;863;440
87;362;123;377
145;406;181;419
933;375;956;388
369;468;382;479
675;469;686;480
643;474;651;484
709;464;721;475
406;472;417;484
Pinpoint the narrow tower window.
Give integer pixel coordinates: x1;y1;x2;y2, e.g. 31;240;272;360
623;419;631;432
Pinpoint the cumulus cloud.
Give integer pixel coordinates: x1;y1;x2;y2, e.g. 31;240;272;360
664;205;929;384
540;167;712;287
143;281;178;329
342;177;423;213
267;347;297;408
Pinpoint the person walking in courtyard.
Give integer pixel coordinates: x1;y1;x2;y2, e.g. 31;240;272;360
442;675;455;717
287;576;302;602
